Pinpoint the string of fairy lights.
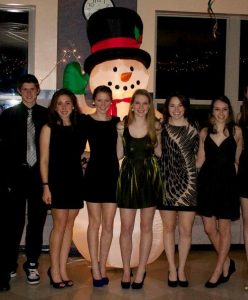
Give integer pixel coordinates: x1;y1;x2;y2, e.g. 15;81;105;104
0;48;83;89
39;48;83;86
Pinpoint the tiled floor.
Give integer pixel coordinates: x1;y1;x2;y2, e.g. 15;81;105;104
1;249;248;300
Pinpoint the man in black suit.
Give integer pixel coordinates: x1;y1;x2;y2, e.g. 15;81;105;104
0;74;48;290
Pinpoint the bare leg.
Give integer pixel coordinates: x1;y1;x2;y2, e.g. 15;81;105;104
177;211;195;281
50;209;68;283
203;217;231;283
241;198;248;284
202;216;230;276
159;210;177;281
99;203;117;278
59;209;79;281
119;208;136;282
87;202;102;280
134;207;156;283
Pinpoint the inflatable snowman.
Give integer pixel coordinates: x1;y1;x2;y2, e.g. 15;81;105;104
64;7;152;119
65;7;164;268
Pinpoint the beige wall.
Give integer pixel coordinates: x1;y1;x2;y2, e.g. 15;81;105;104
138;0;248;112
1;0;58;90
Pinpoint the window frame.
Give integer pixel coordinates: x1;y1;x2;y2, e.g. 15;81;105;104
0;4;35;103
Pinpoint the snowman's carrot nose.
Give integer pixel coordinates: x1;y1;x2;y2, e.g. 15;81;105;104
121;72;132;82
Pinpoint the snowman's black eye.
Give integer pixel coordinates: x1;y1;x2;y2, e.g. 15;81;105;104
136;80;140;85
108;82;112;86
115;85;120;89
130;66;134;72
113;67;117;72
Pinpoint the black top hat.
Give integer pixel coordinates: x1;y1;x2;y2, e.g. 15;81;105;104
84;7;151;74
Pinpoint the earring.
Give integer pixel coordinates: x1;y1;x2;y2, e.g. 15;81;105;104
92;101;95;106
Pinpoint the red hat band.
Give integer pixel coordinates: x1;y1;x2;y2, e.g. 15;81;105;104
91;36;142;53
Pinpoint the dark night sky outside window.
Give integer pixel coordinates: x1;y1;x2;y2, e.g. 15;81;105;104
156;16;226;100
239;20;248;100
0;10;28;95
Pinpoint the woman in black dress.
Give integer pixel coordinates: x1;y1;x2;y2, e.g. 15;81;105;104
196;96;243;288
237;85;248;290
81;86;120;287
40;89;84;288
116;89;163;289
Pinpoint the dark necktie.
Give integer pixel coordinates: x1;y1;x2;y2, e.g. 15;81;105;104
26;109;37;166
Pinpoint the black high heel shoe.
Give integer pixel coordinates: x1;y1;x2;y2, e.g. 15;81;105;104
90;269;104;287
47;268;65;289
177;270;188;287
121;280;131;289
131;272;146;289
121;269;133;289
221;259;236;283
205;274;223;288
168;271;177;288
63;280;73;287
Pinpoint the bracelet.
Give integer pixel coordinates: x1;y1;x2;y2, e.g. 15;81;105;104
42;182;49;186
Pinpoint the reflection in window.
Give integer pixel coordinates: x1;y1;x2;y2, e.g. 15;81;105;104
156;16;226;100
0;8;29;95
239;20;248;100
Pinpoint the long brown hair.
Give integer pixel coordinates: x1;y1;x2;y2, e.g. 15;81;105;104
126;89;157;146
48;88;79;127
208;96;235;135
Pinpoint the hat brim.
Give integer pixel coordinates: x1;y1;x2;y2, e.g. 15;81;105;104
84;48;151;74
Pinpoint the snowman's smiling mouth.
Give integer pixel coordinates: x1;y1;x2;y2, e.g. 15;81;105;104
107;80;141;92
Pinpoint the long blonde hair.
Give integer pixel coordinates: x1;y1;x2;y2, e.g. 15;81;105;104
126;89;157;146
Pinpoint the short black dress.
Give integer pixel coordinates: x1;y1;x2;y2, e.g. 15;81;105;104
158;123;199;211
238;125;248;198
48;124;84;209
117;127;164;209
198;133;239;220
82;115;120;203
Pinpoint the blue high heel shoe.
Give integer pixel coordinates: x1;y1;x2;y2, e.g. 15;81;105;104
90;269;104;287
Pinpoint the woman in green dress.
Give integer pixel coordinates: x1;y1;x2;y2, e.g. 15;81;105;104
116;89;164;289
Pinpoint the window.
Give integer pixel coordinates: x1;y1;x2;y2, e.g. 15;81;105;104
0;5;34;99
156;15;226;100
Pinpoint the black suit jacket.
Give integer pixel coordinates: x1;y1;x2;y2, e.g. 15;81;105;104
0;102;48;186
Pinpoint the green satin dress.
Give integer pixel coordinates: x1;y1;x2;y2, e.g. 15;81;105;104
117;127;164;209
